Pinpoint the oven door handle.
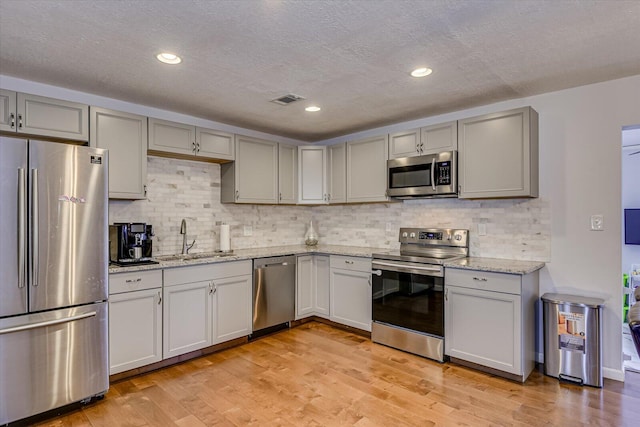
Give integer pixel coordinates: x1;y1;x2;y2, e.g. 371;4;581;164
372;260;443;276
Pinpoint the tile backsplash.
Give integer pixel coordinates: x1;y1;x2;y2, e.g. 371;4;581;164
109;157;550;261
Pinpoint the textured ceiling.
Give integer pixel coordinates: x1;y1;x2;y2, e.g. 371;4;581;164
1;0;639;142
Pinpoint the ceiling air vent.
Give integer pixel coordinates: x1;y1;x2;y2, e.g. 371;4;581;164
270;94;305;105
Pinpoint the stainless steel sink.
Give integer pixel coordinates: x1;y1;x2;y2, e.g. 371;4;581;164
155;252;234;262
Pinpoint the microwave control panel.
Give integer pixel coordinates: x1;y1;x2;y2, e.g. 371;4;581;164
435;161;452;185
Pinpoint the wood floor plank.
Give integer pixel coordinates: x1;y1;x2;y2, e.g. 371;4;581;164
32;322;640;427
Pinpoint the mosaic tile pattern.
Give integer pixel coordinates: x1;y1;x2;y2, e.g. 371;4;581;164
109;157;550;261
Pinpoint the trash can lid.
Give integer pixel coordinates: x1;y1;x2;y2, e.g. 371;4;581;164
541;293;605;308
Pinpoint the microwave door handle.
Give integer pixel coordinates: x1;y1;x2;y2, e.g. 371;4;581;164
431;158;436;191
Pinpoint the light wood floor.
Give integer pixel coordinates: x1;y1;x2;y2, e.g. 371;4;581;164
34;322;640;427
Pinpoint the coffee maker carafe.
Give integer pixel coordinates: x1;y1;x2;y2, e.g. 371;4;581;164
109;223;157;266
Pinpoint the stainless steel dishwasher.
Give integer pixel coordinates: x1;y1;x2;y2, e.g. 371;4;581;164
252;255;296;334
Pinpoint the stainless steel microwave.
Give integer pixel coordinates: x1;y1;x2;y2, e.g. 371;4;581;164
387;151;457;198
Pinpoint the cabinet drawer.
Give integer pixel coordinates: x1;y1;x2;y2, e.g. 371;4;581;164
445;268;521;295
110;269;162;295
330;255;371;273
164;260;252;286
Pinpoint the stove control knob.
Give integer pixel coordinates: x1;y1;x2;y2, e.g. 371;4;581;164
454;234;462;241
402;232;408;238
409;232;416;239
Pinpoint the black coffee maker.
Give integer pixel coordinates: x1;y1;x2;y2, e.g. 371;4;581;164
109;223;157;266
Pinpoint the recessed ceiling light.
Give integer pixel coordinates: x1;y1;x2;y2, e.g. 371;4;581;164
305;106;321;112
411;67;433;77
156;52;182;64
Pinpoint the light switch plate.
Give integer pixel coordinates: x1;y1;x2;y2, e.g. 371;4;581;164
477;223;487;236
590;215;604;231
243;225;253;236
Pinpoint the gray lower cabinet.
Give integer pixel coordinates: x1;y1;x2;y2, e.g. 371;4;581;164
0;90;88;141
221;135;279;204
346;135;389;203
444;268;539;382
90;107;147;199
148;117;234;161
296;255;330;319
108;270;163;375
458;107;538;199
329;255;372;331
163;261;252;359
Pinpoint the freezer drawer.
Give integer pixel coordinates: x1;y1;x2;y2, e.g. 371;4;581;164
0;302;109;424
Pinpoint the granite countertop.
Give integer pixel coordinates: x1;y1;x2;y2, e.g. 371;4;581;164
444;257;545;275
108;244;385;274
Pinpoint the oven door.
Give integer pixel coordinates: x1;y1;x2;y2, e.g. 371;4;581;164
371;260;444;338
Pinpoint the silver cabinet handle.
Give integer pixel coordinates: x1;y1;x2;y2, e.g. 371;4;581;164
279;192;282;201
368;278;371;287
445;288;448;301
10;112;16;129
235;190;239;200
18;168;26;289
31;168;38;287
157;291;162;305
209;283;213;294
344;260;354;264
372;269;382;277
125;278;142;283
212;282;217;294
192;141;196;153
0;311;96;335
196;142;200;153
17;113;23;129
473;277;488;282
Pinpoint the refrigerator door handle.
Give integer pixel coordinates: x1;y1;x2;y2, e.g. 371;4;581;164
31;168;38;287
18;168;26;289
0;311;97;335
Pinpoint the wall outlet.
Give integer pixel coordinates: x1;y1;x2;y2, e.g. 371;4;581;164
243;225;253;236
477;223;487;236
385;222;393;232
590;215;604;231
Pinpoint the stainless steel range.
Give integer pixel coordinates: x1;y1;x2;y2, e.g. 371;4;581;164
371;227;469;362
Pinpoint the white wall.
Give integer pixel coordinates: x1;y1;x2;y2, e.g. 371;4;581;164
622;128;640;274
3;72;639;379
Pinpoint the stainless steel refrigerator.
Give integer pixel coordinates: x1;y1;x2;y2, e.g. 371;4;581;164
0;137;109;424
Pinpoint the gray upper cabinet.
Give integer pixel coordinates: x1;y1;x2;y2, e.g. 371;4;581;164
0;91;88;141
148;118;234;161
221;135;279;204
458;107;539;199
346;135;389;203
298;146;327;204
389;121;457;159
278;143;298;204
90;107;148;199
328;143;346;204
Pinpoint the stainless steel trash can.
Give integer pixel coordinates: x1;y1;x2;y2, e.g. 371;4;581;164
541;293;605;387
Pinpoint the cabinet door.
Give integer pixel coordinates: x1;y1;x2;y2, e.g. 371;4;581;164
16;93;88;141
109;288;162;375
196;127;234;160
148;118;196;156
314;255;330;317
445;285;522;375
90;107;147;199
0;89;17;132
298;146;327;204
389;128;420;159
212;274;252;344
296;255;314;319
346;135;389;203
163;281;212;358
235;135;278;203
458;107;538;199
328;143;346;203
421;121;457;154
330;268;372;331
278;143;297;204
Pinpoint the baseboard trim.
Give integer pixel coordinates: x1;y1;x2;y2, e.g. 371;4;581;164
603;367;625;382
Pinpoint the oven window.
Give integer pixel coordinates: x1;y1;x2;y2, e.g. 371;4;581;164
389;165;431;188
372;270;444;337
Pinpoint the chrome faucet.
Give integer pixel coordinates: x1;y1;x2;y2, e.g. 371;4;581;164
180;219;196;254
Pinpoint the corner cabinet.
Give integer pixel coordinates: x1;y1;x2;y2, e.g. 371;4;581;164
296;255;330;319
298;146;327;204
346;135;389;203
389;121;457;159
221;135;279;204
148;118;234;161
458;107;538;199
329;255;372;331
108;270;163;375
90;107;147;199
328;143;347;203
0;90;88;141
278;144;298;204
444;267;539;382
